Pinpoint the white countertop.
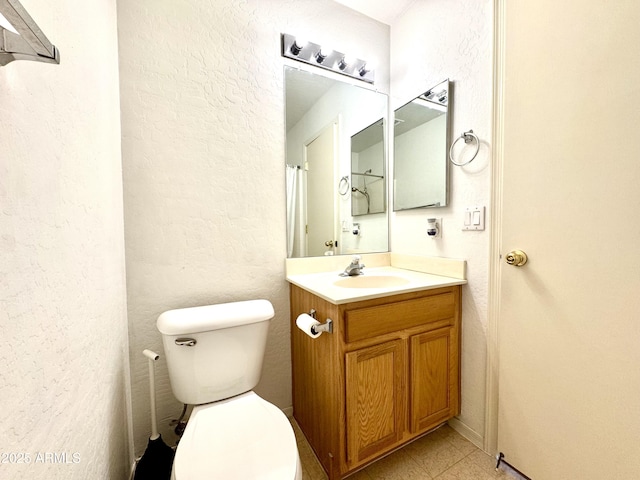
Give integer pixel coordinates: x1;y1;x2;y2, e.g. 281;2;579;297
286;265;467;304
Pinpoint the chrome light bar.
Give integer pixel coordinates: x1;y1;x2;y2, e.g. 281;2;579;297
281;33;374;84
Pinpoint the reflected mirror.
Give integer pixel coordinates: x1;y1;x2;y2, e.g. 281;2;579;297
351;120;385;216
393;79;449;211
285;66;388;258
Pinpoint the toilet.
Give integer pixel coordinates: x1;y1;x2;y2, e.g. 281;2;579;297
157;299;302;480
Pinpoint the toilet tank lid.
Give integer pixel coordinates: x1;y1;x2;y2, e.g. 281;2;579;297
157;299;274;335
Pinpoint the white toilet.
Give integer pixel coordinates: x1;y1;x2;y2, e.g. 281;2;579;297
157;299;302;480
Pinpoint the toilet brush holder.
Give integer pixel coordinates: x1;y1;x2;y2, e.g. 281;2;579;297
134;350;175;480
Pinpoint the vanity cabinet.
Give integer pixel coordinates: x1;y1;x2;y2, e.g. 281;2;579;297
290;284;461;479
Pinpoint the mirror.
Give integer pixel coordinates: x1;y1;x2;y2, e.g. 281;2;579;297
393;79;450;211
285;66;388;258
350;120;386;216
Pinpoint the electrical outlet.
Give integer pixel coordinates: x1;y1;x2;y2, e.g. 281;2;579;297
427;218;442;238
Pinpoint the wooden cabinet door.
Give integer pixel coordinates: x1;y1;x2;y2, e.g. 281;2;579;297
410;327;458;433
345;339;405;467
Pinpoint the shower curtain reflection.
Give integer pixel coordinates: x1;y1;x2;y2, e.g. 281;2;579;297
286;164;300;257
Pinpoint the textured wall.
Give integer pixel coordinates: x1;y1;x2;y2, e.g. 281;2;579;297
390;0;493;446
0;0;130;478
117;0;389;456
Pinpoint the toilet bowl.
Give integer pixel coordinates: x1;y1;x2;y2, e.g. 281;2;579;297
157;300;301;480
172;392;301;480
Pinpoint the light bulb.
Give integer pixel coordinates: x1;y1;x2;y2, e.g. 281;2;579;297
315;46;331;63
290;38;307;56
338;55;352;71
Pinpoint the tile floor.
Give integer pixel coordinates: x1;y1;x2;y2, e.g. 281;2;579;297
291;420;518;480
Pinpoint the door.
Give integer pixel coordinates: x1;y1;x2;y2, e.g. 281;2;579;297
305;123;337;256
495;1;640;478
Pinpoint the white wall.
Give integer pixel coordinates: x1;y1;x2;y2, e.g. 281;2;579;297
117;0;390;456
0;0;131;478
390;0;493;446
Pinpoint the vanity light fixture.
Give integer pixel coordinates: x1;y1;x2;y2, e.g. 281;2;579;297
0;0;60;66
281;33;374;84
420;87;448;106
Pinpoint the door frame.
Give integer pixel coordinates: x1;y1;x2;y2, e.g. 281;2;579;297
484;0;505;456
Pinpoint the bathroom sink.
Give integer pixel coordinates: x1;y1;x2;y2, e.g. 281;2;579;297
333;275;411;289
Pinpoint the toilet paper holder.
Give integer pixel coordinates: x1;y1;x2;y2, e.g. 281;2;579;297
308;309;333;334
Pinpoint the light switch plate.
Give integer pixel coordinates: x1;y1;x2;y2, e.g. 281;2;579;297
463;206;485;231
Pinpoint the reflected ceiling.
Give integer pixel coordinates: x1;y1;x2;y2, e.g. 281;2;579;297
285;71;334;130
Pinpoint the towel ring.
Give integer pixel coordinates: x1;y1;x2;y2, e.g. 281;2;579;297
339;176;350;196
449;130;479;166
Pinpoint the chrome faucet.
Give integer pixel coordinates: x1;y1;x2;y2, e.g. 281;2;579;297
341;255;365;276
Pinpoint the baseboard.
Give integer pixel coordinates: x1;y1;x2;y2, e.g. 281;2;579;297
447;417;484;449
282;405;294;417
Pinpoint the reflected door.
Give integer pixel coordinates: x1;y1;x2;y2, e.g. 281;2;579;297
305;123;336;256
496;1;640;478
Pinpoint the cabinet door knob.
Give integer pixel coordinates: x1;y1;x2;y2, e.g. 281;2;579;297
505;250;528;267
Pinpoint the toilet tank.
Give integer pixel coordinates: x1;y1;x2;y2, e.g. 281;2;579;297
157;299;274;405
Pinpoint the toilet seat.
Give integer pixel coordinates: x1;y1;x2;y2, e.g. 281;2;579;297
172;391;301;480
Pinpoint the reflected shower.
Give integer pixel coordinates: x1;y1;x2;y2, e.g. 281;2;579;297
351;169;372;214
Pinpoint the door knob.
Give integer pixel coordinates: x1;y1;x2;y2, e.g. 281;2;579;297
505;250;528;267
324;240;334;247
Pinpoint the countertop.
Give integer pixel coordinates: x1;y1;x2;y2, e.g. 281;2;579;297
286;265;467;304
